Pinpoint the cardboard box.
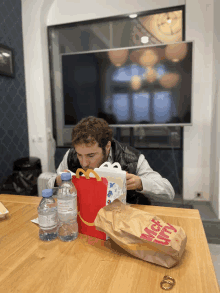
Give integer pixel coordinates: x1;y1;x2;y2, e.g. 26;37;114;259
94;162;127;205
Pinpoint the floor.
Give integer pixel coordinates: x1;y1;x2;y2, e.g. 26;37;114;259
158;194;220;287
192;200;220;287
209;243;220;287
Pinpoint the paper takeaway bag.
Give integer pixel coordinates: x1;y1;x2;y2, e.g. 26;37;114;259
94;162;127;205
94;199;187;268
72;169;108;240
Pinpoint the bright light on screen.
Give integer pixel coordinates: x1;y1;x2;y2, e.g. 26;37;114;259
132;93;150;122
153;91;175;123
112;94;129;122
112;65;145;82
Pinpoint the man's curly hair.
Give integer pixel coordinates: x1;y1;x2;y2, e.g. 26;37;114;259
71;116;113;151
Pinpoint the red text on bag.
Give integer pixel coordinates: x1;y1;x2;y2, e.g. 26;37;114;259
140;219;177;246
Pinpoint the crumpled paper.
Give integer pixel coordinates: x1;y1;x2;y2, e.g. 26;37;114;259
31;217;39;225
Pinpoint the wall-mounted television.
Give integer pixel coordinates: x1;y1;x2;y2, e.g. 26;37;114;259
62;41;193;128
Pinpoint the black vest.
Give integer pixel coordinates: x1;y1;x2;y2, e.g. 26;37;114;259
67;139;151;205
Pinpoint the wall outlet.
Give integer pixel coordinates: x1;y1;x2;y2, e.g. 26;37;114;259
194;192;206;201
196;192;203;197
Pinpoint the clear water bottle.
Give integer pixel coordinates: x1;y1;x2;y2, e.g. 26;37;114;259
57;172;78;241
38;189;58;241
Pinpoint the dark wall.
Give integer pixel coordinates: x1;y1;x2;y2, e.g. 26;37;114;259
140;149;182;196
0;0;29;185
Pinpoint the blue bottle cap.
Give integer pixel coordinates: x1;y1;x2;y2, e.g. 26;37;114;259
42;189;53;197
61;172;71;181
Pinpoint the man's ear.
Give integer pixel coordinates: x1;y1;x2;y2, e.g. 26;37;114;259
106;141;111;152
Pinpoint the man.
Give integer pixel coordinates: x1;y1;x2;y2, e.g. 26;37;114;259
47;116;175;204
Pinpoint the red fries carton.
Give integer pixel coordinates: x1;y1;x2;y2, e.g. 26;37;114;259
72;169;108;240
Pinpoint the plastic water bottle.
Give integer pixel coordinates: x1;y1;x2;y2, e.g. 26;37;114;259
38;189;58;241
57;172;78;241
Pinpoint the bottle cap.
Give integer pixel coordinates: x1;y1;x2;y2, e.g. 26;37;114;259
42;189;53;197
61;172;71;181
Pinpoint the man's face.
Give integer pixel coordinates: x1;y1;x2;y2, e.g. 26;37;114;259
74;141;111;171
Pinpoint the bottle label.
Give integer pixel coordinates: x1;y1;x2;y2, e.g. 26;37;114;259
57;199;77;216
38;214;57;230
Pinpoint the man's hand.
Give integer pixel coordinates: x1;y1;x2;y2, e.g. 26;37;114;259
126;172;143;191
56;169;69;186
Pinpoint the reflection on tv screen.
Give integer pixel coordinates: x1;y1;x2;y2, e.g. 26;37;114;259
62;42;192;126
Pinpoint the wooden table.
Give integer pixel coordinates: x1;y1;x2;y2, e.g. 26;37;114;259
0;194;219;293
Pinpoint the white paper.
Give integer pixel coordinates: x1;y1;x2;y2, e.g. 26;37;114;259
95;162;127;205
106;181;124;205
31;217;39;225
0;202;9;217
0;210;9;215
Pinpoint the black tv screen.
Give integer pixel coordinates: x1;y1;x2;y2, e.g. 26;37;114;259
62;41;192;126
